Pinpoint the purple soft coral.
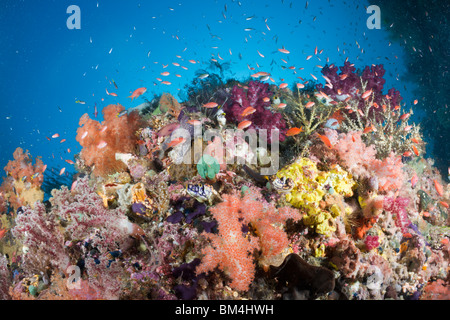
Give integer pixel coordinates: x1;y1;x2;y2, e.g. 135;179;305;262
226;81;287;143
316;61;403;122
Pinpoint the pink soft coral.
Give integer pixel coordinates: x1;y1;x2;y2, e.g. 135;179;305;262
76;104;144;176
333;131;377;178
333;131;405;192
383;197;410;233
370;152;405;192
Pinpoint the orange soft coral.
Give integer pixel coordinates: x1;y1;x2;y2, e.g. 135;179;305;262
370;152;405;192
1;148;46;211
4;147;45;188
76;104;144;176
196;189;302;291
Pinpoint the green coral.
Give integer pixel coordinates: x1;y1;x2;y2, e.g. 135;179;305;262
277;158;355;236
197;154;220;180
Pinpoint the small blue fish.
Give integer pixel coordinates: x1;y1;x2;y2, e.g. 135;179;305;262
21;176;27;182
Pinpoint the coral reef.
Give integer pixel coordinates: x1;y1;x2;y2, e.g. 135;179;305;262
0;60;449;301
196;188;301;291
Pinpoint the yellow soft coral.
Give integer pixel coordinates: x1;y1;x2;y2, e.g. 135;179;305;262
277;158;355;236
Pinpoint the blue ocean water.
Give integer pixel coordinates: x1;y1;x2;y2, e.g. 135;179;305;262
0;0;438;189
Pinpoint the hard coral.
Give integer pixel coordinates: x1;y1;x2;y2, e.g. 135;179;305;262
76;104;145;177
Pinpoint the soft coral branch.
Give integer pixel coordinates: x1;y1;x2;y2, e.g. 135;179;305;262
76;104;144;176
196;189;301;291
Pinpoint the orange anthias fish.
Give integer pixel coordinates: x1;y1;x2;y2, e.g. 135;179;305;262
433;179;444;197
241;107;256;117
399;113;411;121
203;102;219;108
106;88;118;97
0;229;6;240
128;87;147;100
238;120;252;130
167;137;186;149
251;71;270;78
412;145;420;156
305;101;315;109
286;127;303;136
279;83;288;89
361;89;372;99
317;133;332;148
278;48;290;54
59;167;66;176
403;151;413;157
439;201;449;208
363;123;376;134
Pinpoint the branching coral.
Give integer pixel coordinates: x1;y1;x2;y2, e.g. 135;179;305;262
76;104;145;176
339;96;423;159
196;189;301;291
282;87;342;156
